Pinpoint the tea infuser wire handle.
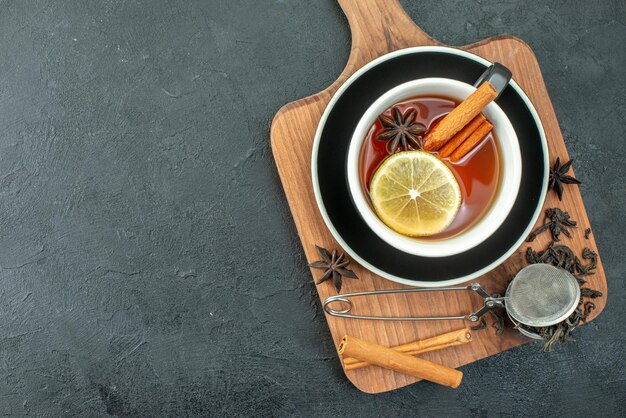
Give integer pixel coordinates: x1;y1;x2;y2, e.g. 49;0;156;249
322;284;501;322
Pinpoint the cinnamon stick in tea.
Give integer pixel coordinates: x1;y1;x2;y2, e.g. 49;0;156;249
343;328;472;371
424;82;497;151
450;120;493;162
338;335;463;388
438;114;486;158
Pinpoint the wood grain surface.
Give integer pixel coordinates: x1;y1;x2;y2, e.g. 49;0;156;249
270;0;607;394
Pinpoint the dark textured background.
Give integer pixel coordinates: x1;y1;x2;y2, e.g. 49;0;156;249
0;0;624;416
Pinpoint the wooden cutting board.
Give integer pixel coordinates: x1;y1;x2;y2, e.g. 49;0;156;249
270;0;607;394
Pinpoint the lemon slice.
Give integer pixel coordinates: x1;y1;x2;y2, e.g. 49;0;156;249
369;151;461;237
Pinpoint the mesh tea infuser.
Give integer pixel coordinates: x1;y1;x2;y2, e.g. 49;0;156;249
323;264;581;339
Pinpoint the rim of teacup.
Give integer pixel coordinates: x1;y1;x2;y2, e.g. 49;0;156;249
346;77;522;257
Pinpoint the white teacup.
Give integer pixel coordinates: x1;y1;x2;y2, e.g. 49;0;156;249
346;78;522;257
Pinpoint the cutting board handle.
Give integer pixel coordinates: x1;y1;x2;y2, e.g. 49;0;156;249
337;0;440;56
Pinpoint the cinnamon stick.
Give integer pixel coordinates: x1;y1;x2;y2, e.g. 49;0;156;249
338;335;463;388
438;114;486;158
343;328;472;371
423;82;497;151
450;120;493;162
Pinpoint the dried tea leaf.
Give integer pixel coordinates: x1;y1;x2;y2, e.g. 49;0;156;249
471;318;487;331
528;208;577;242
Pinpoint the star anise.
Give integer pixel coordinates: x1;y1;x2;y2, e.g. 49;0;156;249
308;245;358;293
549;157;581;201
376;107;427;153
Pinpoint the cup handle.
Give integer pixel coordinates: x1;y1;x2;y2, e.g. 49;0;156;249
474;63;512;99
